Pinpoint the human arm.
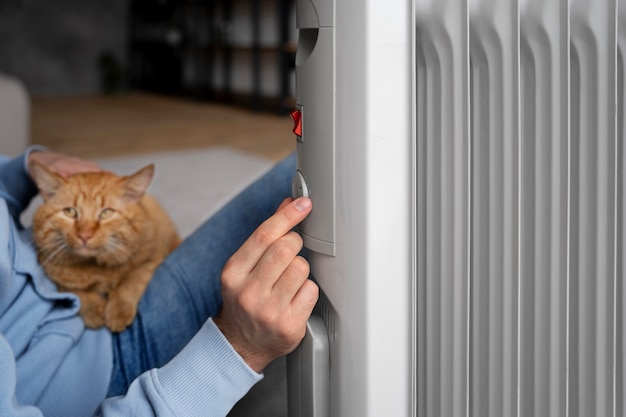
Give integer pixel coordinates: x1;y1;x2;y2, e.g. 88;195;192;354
99;196;318;415
0;328;250;417
0;147;101;222
97;319;263;417
0;147;44;217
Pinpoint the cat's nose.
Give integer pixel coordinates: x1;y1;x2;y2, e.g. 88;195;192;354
77;230;94;244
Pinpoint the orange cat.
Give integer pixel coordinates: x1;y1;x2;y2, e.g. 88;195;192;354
30;162;180;332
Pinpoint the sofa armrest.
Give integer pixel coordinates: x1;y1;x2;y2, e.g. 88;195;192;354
0;73;30;156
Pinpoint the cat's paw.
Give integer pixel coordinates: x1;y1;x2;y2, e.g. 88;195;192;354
82;311;106;329
79;293;106;329
105;299;137;332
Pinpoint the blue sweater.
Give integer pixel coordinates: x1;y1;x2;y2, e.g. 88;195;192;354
0;149;261;416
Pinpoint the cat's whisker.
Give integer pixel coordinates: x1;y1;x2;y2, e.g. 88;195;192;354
41;240;69;266
107;237;132;267
116;247;131;264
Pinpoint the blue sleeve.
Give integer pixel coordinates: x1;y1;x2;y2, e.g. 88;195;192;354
0;146;47;222
96;318;263;417
0;335;44;417
2;320;262;417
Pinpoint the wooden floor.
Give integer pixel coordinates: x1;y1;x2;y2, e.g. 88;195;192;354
32;92;296;162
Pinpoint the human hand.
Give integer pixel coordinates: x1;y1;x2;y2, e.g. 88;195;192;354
214;197;319;373
28;150;101;178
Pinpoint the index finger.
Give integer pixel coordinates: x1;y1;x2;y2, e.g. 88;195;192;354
228;197;312;275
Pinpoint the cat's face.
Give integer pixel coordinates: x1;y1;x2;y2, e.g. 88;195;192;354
30;163;154;267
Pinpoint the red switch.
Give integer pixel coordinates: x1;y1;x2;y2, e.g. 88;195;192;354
290;109;303;137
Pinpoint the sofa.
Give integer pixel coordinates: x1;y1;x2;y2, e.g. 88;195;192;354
0;73;30;156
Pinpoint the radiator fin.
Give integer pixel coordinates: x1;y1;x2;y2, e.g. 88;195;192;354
618;2;626;415
469;1;520;416
415;0;622;415
570;1;617;416
415;1;470;417
519;1;569;417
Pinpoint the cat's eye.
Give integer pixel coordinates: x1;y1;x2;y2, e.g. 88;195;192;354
99;208;114;219
62;207;78;219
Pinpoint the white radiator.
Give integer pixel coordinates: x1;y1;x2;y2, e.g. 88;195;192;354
288;0;623;415
415;0;624;416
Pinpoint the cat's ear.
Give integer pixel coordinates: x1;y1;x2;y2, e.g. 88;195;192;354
121;164;154;203
29;161;66;201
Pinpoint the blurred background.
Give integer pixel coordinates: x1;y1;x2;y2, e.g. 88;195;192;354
0;0;297;160
0;0;299;415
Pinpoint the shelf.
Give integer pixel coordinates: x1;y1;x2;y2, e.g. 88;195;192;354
128;0;296;114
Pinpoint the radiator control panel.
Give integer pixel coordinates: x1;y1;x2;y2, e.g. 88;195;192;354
292;0;335;256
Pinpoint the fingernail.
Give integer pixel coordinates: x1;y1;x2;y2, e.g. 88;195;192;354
294;197;312;212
